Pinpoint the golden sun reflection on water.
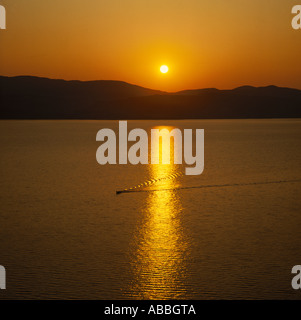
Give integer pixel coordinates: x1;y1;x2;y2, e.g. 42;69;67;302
128;126;190;299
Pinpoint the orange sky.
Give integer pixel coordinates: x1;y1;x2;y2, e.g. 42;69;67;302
0;0;300;91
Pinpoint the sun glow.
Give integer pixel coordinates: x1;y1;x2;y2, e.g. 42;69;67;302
160;65;169;74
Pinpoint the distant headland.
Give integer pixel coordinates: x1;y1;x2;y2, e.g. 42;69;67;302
1;76;301;120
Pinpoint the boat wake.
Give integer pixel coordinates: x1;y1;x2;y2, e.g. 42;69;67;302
116;178;301;195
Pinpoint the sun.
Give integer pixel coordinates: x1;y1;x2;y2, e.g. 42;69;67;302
160;65;169;74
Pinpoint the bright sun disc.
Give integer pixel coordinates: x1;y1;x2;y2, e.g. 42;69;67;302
160;65;169;74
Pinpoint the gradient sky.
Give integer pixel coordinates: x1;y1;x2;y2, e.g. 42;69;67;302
0;0;300;91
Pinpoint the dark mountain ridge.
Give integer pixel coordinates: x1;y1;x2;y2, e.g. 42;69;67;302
1;76;301;119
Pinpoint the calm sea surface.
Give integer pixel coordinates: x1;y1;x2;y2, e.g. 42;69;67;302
0;119;301;299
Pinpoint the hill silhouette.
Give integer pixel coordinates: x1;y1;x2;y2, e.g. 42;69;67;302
1;76;301;119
